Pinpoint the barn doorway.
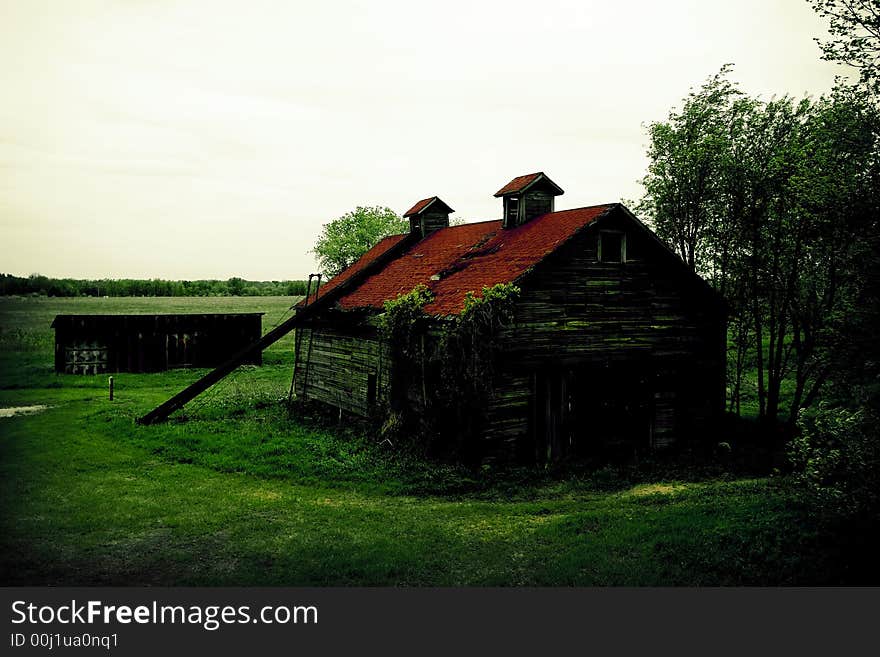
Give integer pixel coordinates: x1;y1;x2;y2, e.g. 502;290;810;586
533;362;653;463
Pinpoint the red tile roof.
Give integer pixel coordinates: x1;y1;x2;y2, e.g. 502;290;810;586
494;172;564;198
335;204;614;316
494;172;544;197
303;232;408;306
403;197;436;217
403;196;454;218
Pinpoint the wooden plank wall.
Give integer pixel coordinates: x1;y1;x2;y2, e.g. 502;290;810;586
421;211;449;236
481;212;725;461
523;190;554;223
53;314;263;374
292;322;390;418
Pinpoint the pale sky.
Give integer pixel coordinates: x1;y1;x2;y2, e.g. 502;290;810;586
0;0;847;280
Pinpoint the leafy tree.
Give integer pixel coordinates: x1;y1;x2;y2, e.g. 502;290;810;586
808;0;880;93
227;277;246;296
639;69;880;426
787;84;880;421
312;206;407;278
638;65;741;271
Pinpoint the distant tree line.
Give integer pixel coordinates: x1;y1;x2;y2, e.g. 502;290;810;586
0;273;310;297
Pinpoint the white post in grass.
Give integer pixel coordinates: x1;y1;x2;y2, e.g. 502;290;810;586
109;376;114;401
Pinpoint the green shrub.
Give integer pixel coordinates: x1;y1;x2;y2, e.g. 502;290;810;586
789;403;880;520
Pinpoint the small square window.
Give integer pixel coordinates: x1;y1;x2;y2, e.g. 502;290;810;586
599;231;626;263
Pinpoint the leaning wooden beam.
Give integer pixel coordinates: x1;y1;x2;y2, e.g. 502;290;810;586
136;233;417;425
136;313;301;425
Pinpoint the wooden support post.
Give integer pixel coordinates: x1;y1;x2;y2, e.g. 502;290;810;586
137;313;303;424
288;277;313;407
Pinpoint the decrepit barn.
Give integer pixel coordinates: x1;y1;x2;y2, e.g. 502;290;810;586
289;172;726;463
136;171;726;462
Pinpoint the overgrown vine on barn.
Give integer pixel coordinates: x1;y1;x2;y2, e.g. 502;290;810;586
377;282;520;460
434;282;520;459
376;284;434;437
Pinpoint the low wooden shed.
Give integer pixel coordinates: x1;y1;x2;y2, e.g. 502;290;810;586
51;313;263;374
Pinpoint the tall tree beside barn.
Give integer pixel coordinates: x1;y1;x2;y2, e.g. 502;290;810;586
312;206;408;278
638;65;740;273
639;70;880;425
789;85;880;418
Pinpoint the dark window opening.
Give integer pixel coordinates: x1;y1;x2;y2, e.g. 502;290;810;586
410;216;421;234
367;373;377;406
505;197;519;227
599;231;625;263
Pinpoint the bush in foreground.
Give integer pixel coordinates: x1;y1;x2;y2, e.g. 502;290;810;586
789;403;880;522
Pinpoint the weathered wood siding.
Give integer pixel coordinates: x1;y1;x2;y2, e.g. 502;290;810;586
410;211;450;237
481;210;725;461
292;321;390;417
524;190;554;223
52;313;263;374
421;211;449;236
503;190;555;228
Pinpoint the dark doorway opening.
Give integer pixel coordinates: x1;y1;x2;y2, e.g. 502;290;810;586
533;361;653;463
166;332;199;368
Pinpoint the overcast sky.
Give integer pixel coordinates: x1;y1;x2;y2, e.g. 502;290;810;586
0;0;848;280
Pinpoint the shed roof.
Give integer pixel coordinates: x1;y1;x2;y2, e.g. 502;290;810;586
403;196;454;217
329;204;614;316
50;313;264;329
493;172;564;197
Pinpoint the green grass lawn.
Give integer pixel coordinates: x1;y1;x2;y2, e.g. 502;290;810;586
0;295;852;585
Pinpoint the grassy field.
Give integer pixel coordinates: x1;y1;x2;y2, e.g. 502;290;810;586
0;295;858;585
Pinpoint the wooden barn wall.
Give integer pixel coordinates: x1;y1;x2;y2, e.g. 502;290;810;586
523;190;554;223
292;322;390;418
421;211;449;236
480;211;725;461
